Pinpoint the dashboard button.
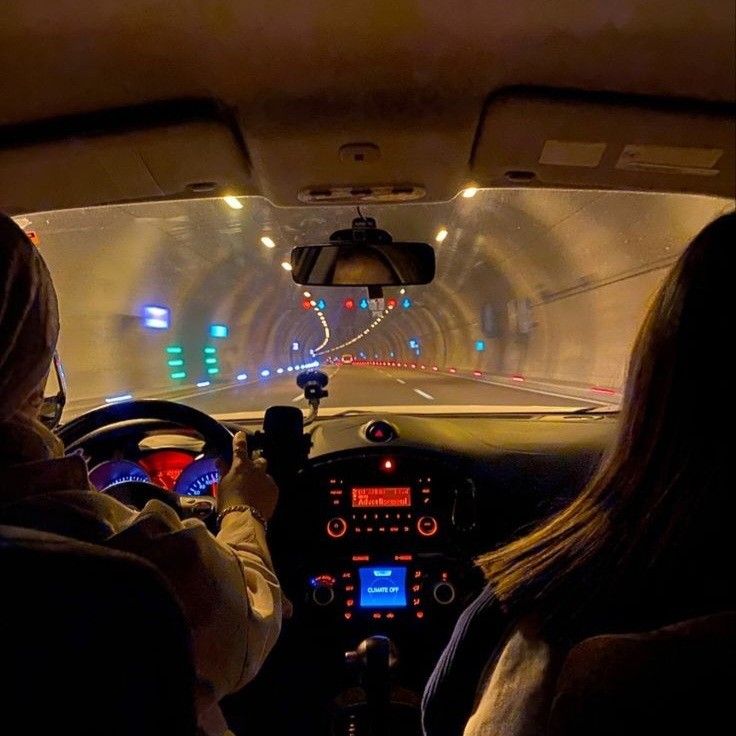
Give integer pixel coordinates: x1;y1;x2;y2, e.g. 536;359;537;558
364;420;397;443
417;516;438;536
326;517;348;538
312;585;336;606
432;581;456;605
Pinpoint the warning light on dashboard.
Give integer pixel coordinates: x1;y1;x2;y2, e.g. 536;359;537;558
381;458;395;472
344;612;353;620
416;611;425;619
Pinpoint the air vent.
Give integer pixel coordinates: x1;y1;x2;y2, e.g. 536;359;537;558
298;184;426;204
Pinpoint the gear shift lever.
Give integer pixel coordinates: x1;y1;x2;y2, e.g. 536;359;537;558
345;635;397;735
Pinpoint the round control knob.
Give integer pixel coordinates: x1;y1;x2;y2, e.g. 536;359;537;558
417;516;438;537
326;517;348;538
312;584;336;607
432;581;456;605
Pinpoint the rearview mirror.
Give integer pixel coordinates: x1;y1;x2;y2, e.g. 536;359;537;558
290;242;436;287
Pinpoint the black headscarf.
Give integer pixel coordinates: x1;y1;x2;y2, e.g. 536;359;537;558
0;213;59;421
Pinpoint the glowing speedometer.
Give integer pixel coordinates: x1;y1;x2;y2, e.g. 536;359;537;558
173;457;219;497
89;460;150;491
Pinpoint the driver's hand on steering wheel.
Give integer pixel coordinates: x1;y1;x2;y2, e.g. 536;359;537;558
218;432;279;522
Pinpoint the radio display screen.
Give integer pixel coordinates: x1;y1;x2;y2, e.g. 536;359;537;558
351;486;412;508
358;566;408;608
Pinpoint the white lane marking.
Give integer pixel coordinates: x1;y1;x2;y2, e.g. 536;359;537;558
172;380;256;402
396;379;406;384
414;388;435;400
291;393;304;402
446;373;610;406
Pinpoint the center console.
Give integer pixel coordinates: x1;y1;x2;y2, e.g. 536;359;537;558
243;449;480;736
305;454;468;629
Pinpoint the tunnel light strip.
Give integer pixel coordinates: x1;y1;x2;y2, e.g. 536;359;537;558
315;303;395;356
105;394;133;404
311;300;332;353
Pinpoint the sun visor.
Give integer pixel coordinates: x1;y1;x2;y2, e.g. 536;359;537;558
471;88;735;198
0;101;254;214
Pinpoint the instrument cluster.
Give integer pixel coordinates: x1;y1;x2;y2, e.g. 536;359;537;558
88;451;219;497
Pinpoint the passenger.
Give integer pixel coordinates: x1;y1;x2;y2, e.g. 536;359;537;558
422;211;736;736
0;212;282;736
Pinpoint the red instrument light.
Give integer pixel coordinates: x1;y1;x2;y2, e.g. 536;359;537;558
138;450;195;491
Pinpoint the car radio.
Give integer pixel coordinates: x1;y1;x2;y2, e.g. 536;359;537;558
322;463;440;541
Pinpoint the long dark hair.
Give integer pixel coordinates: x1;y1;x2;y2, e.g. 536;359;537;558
477;211;736;631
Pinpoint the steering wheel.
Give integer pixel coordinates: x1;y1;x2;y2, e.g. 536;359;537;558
58;399;233;518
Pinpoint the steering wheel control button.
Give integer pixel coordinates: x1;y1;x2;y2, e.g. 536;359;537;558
327;517;348;538
365;420;397;443
432;581;456;605
312;585;336;607
417;516;438;537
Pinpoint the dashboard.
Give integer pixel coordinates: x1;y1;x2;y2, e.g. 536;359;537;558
69;408;617;736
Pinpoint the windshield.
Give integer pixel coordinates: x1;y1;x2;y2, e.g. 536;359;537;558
19;189;732;420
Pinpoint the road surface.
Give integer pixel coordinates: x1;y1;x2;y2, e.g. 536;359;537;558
88;364;608;419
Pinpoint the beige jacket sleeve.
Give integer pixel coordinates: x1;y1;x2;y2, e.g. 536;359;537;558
100;498;282;701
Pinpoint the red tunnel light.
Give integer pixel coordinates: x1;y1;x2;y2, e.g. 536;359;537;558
591;385;618;395
432;366;438;371
449;367;457;373
410;363;417;369
473;370;483;377
511;374;525;382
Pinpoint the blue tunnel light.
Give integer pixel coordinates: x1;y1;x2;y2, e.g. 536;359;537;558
142;305;170;330
210;324;229;338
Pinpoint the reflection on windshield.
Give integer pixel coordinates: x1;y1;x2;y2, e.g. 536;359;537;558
20;189;731;419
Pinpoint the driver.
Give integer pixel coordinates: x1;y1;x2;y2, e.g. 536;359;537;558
0;213;283;736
